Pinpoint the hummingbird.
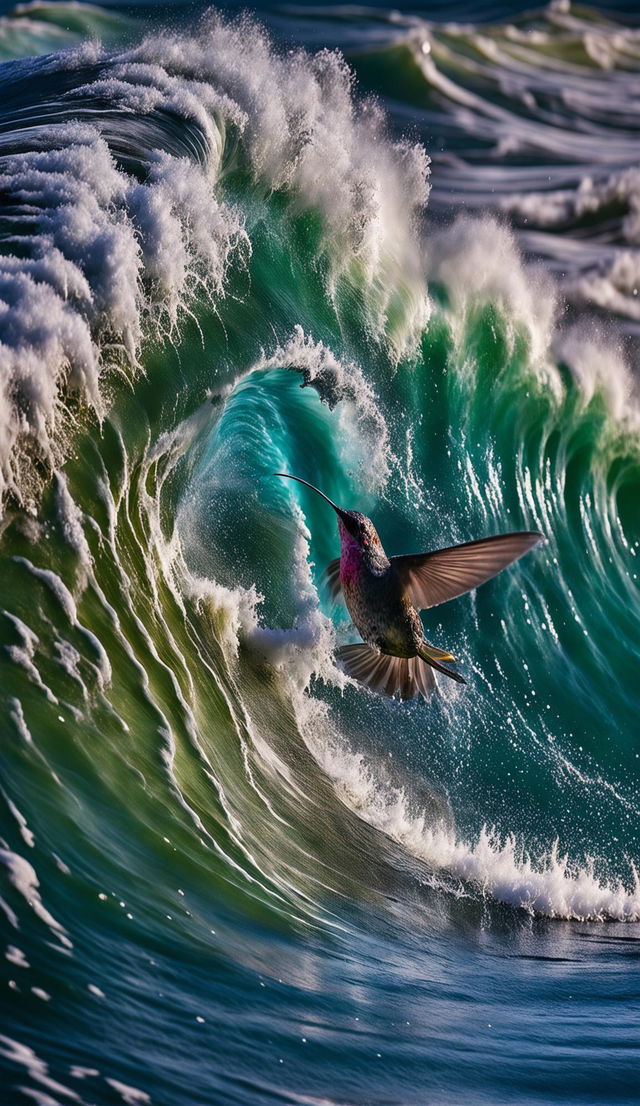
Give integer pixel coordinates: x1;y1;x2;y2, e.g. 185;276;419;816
276;473;544;700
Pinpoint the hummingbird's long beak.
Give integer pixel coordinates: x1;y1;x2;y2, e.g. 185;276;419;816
274;473;351;524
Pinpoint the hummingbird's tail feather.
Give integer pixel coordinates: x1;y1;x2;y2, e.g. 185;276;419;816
418;642;466;685
336;644;436;700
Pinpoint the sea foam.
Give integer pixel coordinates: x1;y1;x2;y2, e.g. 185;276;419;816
0;16;429;508
302;722;640;923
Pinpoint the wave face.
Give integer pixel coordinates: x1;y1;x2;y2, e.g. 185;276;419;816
1;4;639;1105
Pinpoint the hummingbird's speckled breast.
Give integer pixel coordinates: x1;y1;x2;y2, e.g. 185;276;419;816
338;522;423;658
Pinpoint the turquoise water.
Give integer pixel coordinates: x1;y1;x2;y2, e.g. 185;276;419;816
1;3;639;1104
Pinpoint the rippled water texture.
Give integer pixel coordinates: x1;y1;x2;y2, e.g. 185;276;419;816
0;2;639;1104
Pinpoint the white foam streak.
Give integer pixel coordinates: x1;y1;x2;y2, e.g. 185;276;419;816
429;216;558;375
555;324;640;430
3;792;35;848
3;612;58;703
310;735;640;922
54;475;93;590
105;1080;150;1106
0;1036;80;1104
0;849;72;947
8;696;34;743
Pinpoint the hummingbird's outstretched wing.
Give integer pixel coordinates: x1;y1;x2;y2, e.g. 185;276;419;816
391;531;544;610
322;557;343;604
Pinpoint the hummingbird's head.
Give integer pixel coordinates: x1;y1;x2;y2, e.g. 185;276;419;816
274;474;382;550
337;511;382;551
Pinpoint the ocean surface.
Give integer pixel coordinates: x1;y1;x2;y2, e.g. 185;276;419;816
0;1;639;1103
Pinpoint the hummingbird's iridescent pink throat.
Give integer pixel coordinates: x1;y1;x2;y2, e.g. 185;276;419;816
338;518;364;587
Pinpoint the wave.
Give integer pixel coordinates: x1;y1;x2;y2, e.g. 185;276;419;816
0;8;639;1032
338;1;640;331
2;8;640;1103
